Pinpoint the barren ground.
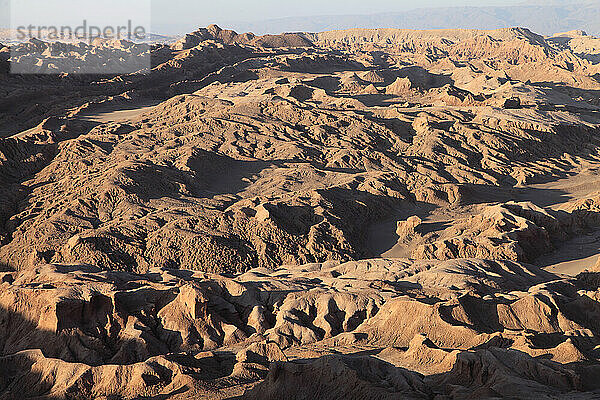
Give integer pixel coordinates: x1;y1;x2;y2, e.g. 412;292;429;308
3;25;600;399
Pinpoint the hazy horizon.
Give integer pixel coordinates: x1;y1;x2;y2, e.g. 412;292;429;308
2;0;599;37
152;0;526;33
1;0;536;33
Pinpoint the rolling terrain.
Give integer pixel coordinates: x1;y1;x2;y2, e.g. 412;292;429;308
3;24;600;398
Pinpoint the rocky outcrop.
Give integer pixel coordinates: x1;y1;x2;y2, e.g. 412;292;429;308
0;259;598;398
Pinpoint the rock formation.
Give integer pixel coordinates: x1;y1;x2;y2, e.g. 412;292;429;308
2;24;600;398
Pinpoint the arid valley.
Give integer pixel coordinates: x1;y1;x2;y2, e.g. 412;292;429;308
3;22;600;398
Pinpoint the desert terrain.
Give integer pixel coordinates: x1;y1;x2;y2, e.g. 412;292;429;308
3;24;600;398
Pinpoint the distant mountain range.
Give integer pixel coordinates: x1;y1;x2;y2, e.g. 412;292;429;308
4;2;600;40
219;3;600;36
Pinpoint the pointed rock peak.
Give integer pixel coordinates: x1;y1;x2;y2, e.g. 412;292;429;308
207;24;222;35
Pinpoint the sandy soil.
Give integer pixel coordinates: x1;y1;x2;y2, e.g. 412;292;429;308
369;167;600;275
77;102;159;123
